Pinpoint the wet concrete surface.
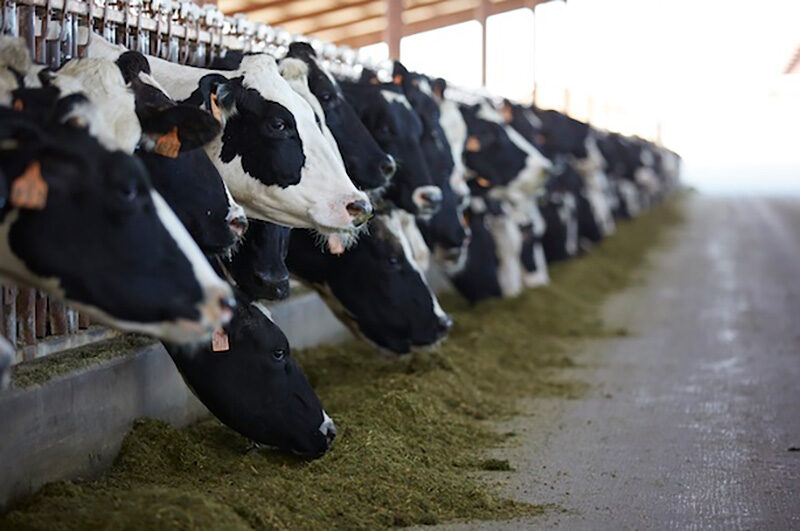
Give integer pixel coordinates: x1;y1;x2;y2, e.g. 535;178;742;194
437;195;800;530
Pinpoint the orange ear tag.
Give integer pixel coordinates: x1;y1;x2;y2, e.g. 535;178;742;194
465;136;481;152
501;105;513;123
209;93;222;122
369;77;379;85
154;126;181;158
11;161;48;209
211;327;230;352
393;74;403;84
475;176;491;188
12;99;23;111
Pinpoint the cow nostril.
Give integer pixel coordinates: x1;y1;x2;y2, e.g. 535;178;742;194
379;155;397;178
228;216;248;238
346;199;372;226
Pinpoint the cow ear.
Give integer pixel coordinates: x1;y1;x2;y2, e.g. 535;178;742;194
392;61;410;85
139;105;221;155
286;41;317;60
432;78;446;100
359;68;379;85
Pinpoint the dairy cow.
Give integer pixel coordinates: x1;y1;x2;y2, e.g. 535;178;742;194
165;294;335;457
340;78;442;217
88;36;372;235
0;107;233;343
280;43;396;192
286;211;451;354
391;63;469;273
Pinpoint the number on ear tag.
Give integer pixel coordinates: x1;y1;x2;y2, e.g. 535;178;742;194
154;126;181;158
212;327;230;352
11;161;48;210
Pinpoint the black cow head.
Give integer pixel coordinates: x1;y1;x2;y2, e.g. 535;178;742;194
283;43;396;192
286;213;452;354
227;219;292;301
340;80;441;218
115;52;249;257
165;296;335;458
0;107;232;343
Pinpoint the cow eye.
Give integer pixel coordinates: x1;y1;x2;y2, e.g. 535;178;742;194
118;181;139;202
271;119;288;132
272;349;286;361
387;255;401;266
65;115;88;129
318;92;334;103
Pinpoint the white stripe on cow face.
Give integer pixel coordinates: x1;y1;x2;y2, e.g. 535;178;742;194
381;90;413;111
437;99;470;200
142;49;368;234
150;191;234;335
384;210;449;324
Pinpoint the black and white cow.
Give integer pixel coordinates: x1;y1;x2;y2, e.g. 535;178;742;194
111;51;249;256
0;107;233;343
88;36;372;235
391;63;470;273
460;100;551;195
286;211;451;354
340;79;442;217
280;43;396;192
165;294;335;457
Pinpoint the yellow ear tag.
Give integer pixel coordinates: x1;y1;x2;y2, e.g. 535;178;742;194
211;327;230;352
11;161;48;209
209;93;222;122
154;126;181;158
465;136;481;152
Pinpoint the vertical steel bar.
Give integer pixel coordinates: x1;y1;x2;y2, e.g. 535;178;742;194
35;291;47;338
16;287;35;346
3;285;18;347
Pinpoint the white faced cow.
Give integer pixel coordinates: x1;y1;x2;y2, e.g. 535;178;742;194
88;36;371;235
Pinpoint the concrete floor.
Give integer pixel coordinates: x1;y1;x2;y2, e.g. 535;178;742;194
439;196;800;530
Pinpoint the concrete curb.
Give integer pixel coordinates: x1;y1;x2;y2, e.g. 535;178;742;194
0;292;352;510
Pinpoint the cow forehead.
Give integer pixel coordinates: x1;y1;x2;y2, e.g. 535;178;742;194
239;55;311;115
476;102;505;124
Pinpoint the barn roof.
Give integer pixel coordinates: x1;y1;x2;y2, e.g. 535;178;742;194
220;0;553;49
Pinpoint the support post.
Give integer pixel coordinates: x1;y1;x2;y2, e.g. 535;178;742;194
531;3;537;105
477;0;489;87
385;0;402;60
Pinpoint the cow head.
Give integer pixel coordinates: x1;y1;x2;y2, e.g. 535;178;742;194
460;101;551;195
227;219;291;301
340;80;441;217
286;212;452;354
165;298;335;458
0;108;233;343
283;43;396;192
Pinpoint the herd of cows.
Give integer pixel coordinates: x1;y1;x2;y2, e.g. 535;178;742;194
0;33;680;458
